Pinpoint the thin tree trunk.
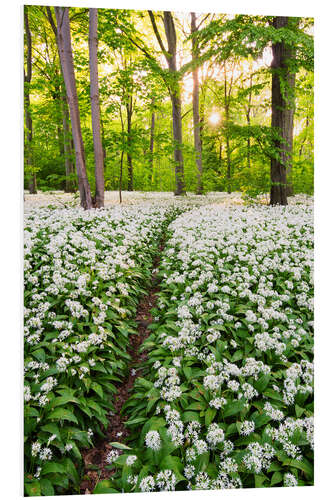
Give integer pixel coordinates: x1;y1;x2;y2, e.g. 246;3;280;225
149;98;155;183
89;8;104;208
46;6;76;193
191;12;203;195
270;16;296;205
53;80;65;167
299;115;309;158
24;7;37;194
246;75;253;170
126;97;133;191
149;10;186;195
163;12;186;195
119;150;124;203
285;71;296;197
224;70;231;194
55;6;92;209
61;90;76;192
100;113;106;165
170;89;185;195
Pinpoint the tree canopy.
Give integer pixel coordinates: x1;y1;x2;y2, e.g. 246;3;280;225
23;6;314;204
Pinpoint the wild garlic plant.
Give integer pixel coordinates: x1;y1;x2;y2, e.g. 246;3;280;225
107;203;314;492
24;204;182;496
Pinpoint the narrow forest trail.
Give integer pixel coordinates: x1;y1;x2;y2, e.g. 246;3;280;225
80;236;166;494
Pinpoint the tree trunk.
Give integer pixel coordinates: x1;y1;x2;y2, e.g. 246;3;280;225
46;6;76;193
224;72;231;194
119;150;124;203
299;115;309;158
61;90;76;192
246;75;253;170
191;12;203;195
55;6;92;209
126;97;133;191
100;113;107;165
148;10;186;195
170;89;186;195
53;80;65;178
163;12;186;195
270;16;296;205
285;71;296;197
24;7;37;194
149;98;155;183
89;8;104;208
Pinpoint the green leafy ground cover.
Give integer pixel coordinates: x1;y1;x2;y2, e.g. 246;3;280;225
24;205;182;495
99;203;314;493
24;196;313;495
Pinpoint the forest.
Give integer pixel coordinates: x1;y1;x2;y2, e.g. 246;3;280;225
24;5;314;497
24;6;314;206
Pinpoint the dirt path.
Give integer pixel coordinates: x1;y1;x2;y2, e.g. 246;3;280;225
80;240;164;494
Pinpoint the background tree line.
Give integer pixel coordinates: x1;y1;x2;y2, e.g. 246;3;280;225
23;6;314;207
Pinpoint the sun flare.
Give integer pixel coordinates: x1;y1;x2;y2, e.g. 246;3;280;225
209;112;221;126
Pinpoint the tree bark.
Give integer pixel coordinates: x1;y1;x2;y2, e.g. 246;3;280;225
191;13;203;195
24;7;37;194
246;75;253;170
46;6;76;193
119;150;124;203
285;71;296;197
61;90;76;192
126;96;133;191
163;12;186;195
89;8;104;208
224;67;231;194
148;10;186;195
149;97;155;183
270;16;296;205
55;6;92;209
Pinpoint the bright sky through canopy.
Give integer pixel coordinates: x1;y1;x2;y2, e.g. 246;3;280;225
209;111;221;126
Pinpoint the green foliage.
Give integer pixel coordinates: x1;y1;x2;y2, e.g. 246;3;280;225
24;7;313;196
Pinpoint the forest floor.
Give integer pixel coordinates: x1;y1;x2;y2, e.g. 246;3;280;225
80;236;165;494
24;190;313;210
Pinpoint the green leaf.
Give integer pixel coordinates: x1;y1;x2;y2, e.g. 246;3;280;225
93;480;119;494
41;462;66;475
183;366;192;380
91;382;104;399
47;408;78;424
25;481;41;496
205;407;216;426
223;400;245;418
271;471;283;486
63;457;80;484
254;374;271;393
125;416;147;426
183;411;201;423
282;458;313;478
40;478;55;496
295;404;304;417
254;474;267;488
40;423;61;440
109;442;132;450
51;395;80;408
24;406;39;418
31;348;46;363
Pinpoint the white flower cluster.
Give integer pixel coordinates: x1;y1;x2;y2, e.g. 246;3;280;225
142;202;313;490
24;204;178;480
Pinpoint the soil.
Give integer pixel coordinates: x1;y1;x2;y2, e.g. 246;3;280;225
79;240;164;494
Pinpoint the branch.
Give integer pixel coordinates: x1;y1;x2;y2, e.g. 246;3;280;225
24;7;32;83
197;13;212;30
46;6;57;37
148;10;169;60
116;25;170;90
181;108;192;120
